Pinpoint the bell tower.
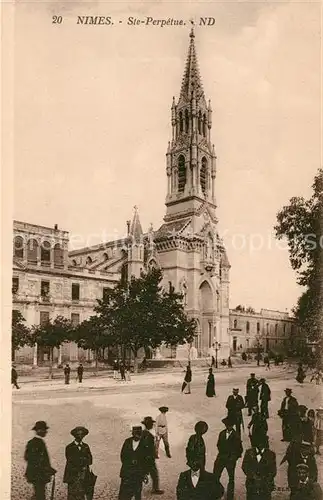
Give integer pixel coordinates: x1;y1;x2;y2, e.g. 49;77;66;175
165;28;217;222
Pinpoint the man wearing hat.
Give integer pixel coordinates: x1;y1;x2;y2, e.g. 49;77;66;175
213;416;243;500
24;421;56;500
11;364;20;389
176;455;224;500
246;374;259;416
225;388;245;437
186;421;209;472
280;439;318;495
259;378;271;419
278;388;299;441
297;405;314;444
141;416;164;495
119;426;148;500
63;426;93;500
155;407;171;459
242;434;277;500
290;464;323;500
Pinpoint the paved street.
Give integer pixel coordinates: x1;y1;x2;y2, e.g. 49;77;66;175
12;365;322;500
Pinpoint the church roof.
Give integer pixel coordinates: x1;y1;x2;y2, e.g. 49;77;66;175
129;206;143;243
154;218;191;239
180;28;204;101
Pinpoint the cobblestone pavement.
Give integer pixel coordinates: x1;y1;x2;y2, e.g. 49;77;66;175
12;366;323;500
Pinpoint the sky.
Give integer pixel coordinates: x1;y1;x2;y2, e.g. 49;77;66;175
13;0;321;313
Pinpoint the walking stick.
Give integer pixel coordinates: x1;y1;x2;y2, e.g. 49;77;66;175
50;475;56;500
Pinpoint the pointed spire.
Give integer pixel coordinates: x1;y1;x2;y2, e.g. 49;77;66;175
180;28;204;101
129;206;143;243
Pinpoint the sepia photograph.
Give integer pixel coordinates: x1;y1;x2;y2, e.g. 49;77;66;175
2;1;322;499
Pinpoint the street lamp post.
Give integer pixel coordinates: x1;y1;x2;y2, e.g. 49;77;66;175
215;341;221;369
256;337;261;367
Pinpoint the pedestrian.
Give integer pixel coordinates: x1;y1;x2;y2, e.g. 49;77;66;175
280;440;318;496
118;426;148;500
296;363;306;384
211;356;215;367
225;388;245;437
113;359;119;379
247;405;268;448
242;352;247;362
277;388;299;441
77;363;84;383
206;368;215;398
264;355;270;370
120;362;126;382
11;365;20;389
310;370;323;385
125;362;131;382
155;407;171;459
290;463;323;500
298;405;314;444
141;416;164;495
64;364;71;384
228;356;232;368
259;378;271;419
242;434;276;500
308;409;315;441
63;426;93;500
213;416;243;500
176;455;224;500
24;421;56;500
245;373;259;416
181;362;192;394
186;421;208;472
221;359;227;367
314;407;323;455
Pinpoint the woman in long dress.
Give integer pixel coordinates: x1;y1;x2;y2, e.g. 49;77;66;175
296;363;306;383
63;426;93;500
206;368;215;397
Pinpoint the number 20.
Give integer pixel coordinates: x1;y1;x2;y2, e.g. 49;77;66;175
52;16;63;24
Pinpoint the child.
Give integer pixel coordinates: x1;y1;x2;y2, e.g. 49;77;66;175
314;407;323;455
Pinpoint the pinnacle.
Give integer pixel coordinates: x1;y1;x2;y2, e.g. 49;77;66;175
180;29;204;101
129;206;143;243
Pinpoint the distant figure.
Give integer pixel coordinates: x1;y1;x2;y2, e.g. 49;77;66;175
314;407;323;455
125;363;131;382
246;373;259;416
11;365;20;389
155;407;171;459
242;434;276;500
221;359;227;367
206;368;215;398
77;363;84;383
259;378;271;419
228;357;232;368
186;421;209;472
296;363;306;384
24;421;56;500
63;426;93;500
290;463;323;500
264;356;270;370
242;352;247;362
119;362;126;382
113;359;119;379
278;388;299;442
211;356;215;367
176;455;224;500
64;364;71;385
181;363;192;394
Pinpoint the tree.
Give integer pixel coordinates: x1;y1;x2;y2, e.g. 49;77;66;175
95;268;197;372
275;168;323;362
12;310;31;360
32;316;74;379
74;315;115;374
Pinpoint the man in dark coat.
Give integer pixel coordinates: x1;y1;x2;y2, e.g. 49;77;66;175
11;365;20;389
246;374;259;416
24;421;56;500
278;388;299;441
181;362;192;394
213;416;243;500
141;416;164;495
280;440;318;495
77;363;84;383
186;421;208;472
177;455;224;500
225;388;245;436
119;426;148;500
63;426;93;500
297;405;315;444
247;405;268;448
290;464;323;500
259;378;271;418
242;434;276;500
64;364;71;384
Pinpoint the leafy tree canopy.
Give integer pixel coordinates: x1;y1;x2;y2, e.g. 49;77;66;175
12;310;31;351
32;315;74;348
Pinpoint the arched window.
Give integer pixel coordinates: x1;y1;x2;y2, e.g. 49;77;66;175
203;113;207;137
41;241;51;264
14;236;24;259
200;157;207;195
102;253;108;261
179;111;183;133
53;243;64;267
185;109;189;133
257;322;260;333
246;321;250;333
198;111;202;134
275;323;278;336
234;319;237;329
27;239;38;264
178;155;186;193
86;256;92;266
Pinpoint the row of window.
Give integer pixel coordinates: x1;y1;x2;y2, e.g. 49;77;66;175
177;155;208;195
178;109;208;137
12;277;111;301
14;237;64;266
232;319;292;335
38;310;80;326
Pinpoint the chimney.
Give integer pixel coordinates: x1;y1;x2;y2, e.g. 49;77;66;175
54;224;58;231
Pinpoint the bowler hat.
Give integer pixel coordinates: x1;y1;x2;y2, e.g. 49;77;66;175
194;421;208;434
285;388;292;393
141;416;155;426
132;426;142;433
233;388;239;391
222;416;235;426
32;421;49;431
71;426;89;438
250;373;255;376
159;406;169;413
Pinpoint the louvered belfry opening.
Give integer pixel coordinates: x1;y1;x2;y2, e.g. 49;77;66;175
178;155;186;193
200;157;207;195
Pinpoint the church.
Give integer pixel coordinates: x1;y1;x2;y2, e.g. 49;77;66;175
12;30;232;364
